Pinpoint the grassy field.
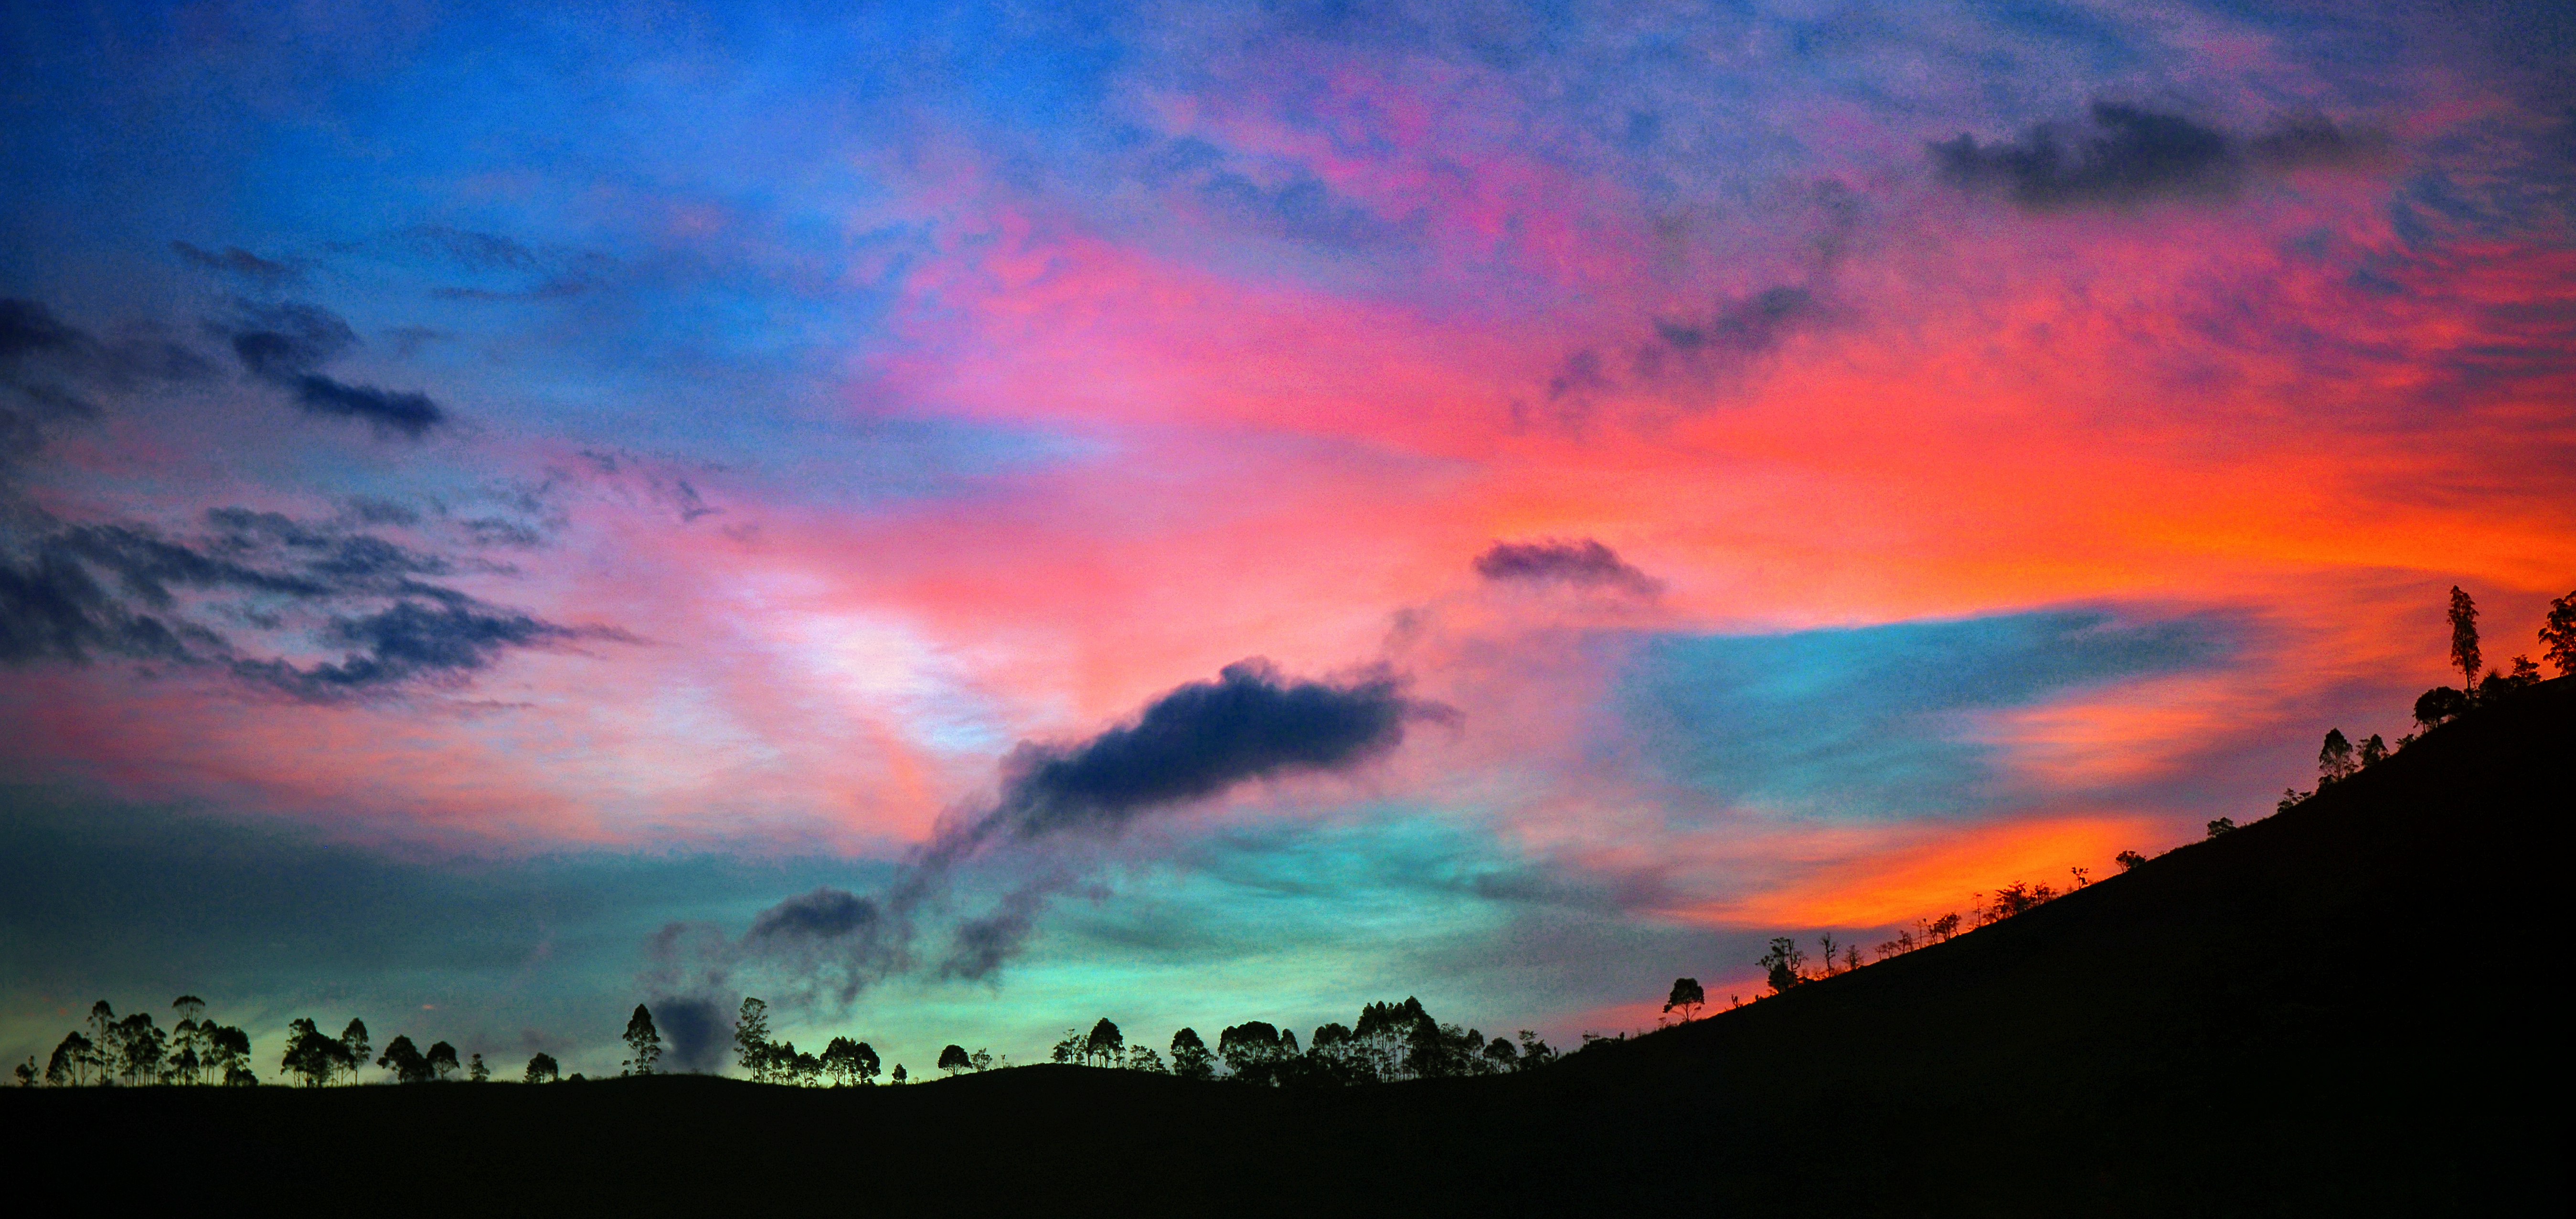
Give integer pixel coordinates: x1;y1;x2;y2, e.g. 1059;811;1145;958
10;681;2565;1215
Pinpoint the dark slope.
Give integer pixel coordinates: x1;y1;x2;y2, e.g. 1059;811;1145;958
7;681;2566;1215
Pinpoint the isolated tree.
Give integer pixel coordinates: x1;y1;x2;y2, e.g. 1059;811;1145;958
1758;938;1807;995
2318;728;2355;784
1662;977;1705;1023
426;1042;460;1081
13;1057;32;1088
2359;734;2388;767
971;1048;994;1072
339;1020;371;1086
524;1053;560;1084
622;1005;663;1077
733;998;772;1082
2448;586;2481;694
2207;816;2237;837
1169;1028;1216;1081
1084;1018;1125;1068
2542;590;2576;676
2115;850;2147;873
469;1054;490;1083
938;1045;972;1077
890;1064;907;1085
377;1036;427;1084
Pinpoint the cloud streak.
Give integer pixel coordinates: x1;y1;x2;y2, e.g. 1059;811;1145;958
0;504;619;699
1933;103;2389;210
223;301;448;438
1474;538;1662;597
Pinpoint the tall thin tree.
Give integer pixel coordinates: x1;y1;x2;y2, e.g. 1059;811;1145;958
2449;586;2481;694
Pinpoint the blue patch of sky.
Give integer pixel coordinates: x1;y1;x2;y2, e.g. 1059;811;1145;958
1616;609;2235;820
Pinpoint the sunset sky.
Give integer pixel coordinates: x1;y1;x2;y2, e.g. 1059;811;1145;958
5;0;2571;1076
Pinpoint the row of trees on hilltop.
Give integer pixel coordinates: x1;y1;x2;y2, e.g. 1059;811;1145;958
17;997;255;1088
1049;998;1560;1087
729;997;915;1085
13;998;577;1088
1658;583;2576;1023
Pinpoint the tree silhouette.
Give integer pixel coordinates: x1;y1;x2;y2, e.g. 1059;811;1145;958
2319;728;2355;784
890;1064;906;1085
1482;1038;1518;1071
1169;1028;1216;1080
733;998;772;1082
2449;586;2481;694
971;1048;994;1072
1758;938;1806;994
281;1019;347;1087
2542;590;2576;676
1662;977;1705;1023
107;1011;165;1085
2359;734;2388;767
378;1035;429;1084
622;1005;662;1076
1084;1018;1124;1067
523;1052;560;1084
2207;816;2237;837
206;1024;254;1085
45;1032;94;1086
12;1057;32;1088
2414;685;2469;731
339;1020;371;1087
2115;850;2147;872
469;1054;490;1083
426;1042;460;1081
938;1044;972;1077
820;1037;879;1086
1217;1022;1285;1082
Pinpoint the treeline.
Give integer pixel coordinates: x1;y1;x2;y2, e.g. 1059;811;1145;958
709;996;1562;1089
723;997;911;1085
16;997;255;1087
1047;998;1561;1086
1663;584;2576;1020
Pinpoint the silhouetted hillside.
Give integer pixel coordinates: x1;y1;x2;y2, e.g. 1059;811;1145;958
9;681;2565;1215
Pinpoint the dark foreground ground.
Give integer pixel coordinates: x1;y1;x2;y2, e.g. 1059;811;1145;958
8;682;2568;1215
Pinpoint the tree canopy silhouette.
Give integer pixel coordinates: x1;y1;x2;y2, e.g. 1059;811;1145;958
622;1005;662;1076
1663;978;1705;1022
2449;586;2480;691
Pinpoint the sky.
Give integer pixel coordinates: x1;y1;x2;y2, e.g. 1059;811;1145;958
3;0;2571;1079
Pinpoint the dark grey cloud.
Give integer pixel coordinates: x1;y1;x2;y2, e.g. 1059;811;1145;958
170;240;306;287
968;659;1419;847
1473;537;1663;597
1933;103;2389;210
220;301;448;438
0;504;617;698
0;299;88;362
0;298;215;396
650;660;1438;1005
647;994;730;1073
